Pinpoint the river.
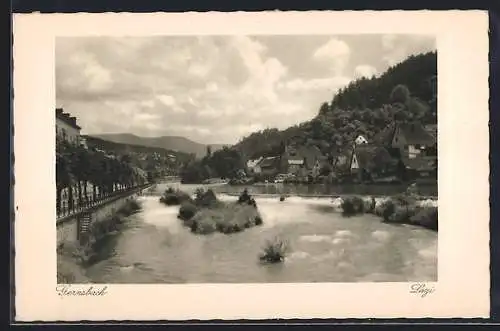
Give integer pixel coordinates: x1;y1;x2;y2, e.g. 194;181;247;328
83;183;438;283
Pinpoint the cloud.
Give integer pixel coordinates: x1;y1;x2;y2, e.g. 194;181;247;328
56;35;434;144
381;34;436;66
312;38;351;74
279;76;351;92
354;65;377;79
157;95;176;106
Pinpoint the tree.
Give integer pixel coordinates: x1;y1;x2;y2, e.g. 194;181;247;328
390;84;411;104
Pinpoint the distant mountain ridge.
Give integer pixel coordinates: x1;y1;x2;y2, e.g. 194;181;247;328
89;133;224;158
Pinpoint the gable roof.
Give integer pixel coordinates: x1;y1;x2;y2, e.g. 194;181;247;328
373;121;436;146
259;156;279;168
247;157;263;168
351;145;394;170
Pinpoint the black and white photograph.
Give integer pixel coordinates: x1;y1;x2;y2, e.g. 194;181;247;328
55;34;439;284
12;10;490;321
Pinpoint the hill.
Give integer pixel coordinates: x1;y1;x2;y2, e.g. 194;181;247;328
83;135;195;177
89;133;225;158
234;51;437;160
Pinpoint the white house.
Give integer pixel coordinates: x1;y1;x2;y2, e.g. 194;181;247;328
56;108;81;145
247;157;264;173
354;135;368;145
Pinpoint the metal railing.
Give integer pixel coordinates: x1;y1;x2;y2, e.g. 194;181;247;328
56;183;151;222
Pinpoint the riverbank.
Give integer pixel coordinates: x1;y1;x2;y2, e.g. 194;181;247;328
338;195;438;231
56;199;142;283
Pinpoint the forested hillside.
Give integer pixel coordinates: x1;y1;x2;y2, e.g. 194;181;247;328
84;135;194;177
235;51;437;160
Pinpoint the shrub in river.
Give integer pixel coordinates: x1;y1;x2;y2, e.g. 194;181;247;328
187;201;263;235
160;188;191;206
237;188;252;204
341;196;365;216
386;205;419;224
363;197;377;214
379;200;397;221
116;199;141;217
255;215;263;225
259;237;289;263
410;206;438;231
194;188;218;207
280;195;286;202
178;201;199;221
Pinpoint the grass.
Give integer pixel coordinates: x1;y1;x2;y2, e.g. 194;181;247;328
259;237;289;263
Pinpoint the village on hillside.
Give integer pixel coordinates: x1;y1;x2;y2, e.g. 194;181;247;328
236;121;437;185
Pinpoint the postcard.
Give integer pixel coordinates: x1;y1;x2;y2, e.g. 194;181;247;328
13;10;490;321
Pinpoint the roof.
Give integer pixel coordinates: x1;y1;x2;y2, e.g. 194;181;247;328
297;145;323;169
247;157;263;168
352;145;394;170
373;121;436;146
259;156;279;168
56;108;82;130
333;151;351;171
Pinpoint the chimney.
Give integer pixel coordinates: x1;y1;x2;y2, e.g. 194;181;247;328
56;108;63;115
70;116;77;126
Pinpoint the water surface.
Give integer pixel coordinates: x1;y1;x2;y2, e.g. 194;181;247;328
84;184;437;283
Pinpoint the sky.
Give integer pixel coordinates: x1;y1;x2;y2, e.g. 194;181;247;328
56;34;436;145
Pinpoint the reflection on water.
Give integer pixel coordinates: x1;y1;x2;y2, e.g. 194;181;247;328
84;183;437;283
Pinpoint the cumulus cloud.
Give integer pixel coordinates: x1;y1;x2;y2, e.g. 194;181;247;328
312;37;351;74
56;35;435;144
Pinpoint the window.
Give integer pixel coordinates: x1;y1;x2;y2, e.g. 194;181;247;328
62;128;67;140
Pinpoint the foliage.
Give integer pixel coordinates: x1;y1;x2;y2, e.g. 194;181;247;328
178;201;199;221
259;237;289;263
193;188;219;207
341;196;365;216
177;189;263;234
180;146;247;184
84;135;193;178
159;188;192;206
56;140;147;214
410;206;438;231
373;196;437;231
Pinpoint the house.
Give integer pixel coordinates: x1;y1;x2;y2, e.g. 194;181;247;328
258;156;280;177
349;144;395;182
354;135;369;145
281;144;324;179
247;157;264;174
56;108;81;145
79;136;88;149
373;121;436;158
373;121;437;179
